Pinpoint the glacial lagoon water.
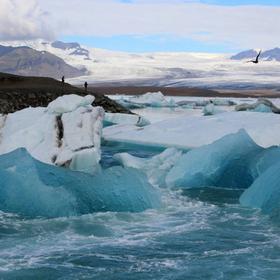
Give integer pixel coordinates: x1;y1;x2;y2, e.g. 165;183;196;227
0;142;280;280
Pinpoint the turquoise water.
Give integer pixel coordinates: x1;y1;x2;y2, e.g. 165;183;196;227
1;146;280;279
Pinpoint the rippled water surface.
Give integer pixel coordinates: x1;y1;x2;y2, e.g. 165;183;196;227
1;145;280;280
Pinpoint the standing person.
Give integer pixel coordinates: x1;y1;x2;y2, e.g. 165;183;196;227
62;76;65;84
84;81;88;91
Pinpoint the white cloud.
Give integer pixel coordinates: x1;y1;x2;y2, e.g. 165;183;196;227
37;0;280;49
2;0;280;50
0;0;53;41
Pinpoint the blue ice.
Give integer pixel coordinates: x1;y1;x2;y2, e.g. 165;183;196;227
166;129;263;189
240;161;280;217
0;148;161;218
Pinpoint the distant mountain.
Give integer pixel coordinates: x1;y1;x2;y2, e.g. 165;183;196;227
231;48;280;62
231;49;258;60
51;41;90;60
0;45;87;79
262;48;280;61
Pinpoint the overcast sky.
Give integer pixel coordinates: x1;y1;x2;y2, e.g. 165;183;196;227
0;0;279;52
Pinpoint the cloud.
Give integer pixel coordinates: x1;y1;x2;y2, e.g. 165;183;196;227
2;0;280;50
37;0;280;50
0;0;53;41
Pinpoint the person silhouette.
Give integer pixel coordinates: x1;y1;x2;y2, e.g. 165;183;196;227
84;81;88;91
62;76;65;84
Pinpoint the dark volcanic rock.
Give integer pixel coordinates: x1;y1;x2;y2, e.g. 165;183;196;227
0;72;130;114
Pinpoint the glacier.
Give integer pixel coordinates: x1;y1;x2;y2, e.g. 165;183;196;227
0;148;161;218
240;161;280;217
0;95;104;174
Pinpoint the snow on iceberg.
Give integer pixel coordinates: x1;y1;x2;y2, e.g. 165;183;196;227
0;95;104;174
103;111;280;149
104;112;150;127
47;94;95;114
0;148;161;218
114;148;183;187
166;130;263;189
122;92;176;108
240;162;280;217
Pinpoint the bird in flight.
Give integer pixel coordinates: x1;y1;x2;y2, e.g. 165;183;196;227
247;50;262;64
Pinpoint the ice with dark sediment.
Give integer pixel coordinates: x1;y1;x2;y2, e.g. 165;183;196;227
0;94;104;174
235;98;280;114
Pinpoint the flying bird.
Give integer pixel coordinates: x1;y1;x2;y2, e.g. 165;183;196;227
247;50;262;64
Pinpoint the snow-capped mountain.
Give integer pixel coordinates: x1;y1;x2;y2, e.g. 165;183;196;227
231;48;280;62
1;39;280;90
51;41;91;60
0;44;87;79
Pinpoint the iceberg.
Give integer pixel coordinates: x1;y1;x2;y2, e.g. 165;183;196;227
0;149;161;218
47;94;95;114
211;99;236;106
248;146;280;179
203;103;223;116
103;111;280;149
0;95;104;174
122;92;176;108
240;162;280;217
166;130;262;189
177;99;236;108
114;148;183;187
235;99;280;114
104;112;150;127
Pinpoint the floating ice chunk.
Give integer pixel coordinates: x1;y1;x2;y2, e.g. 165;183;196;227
203;103;215;116
248;146;280;179
104;113;150;127
177;99;236;108
47;94;95;114
0;149;161;218
117;99;146;109
240;162;280;217
114;148;183;187
235;99;280;114
0;95;104;174
103;112;280;149
203;103;223;116
126;92;176;108
252;104;273;113
212;99;236;106
166;130;262;189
